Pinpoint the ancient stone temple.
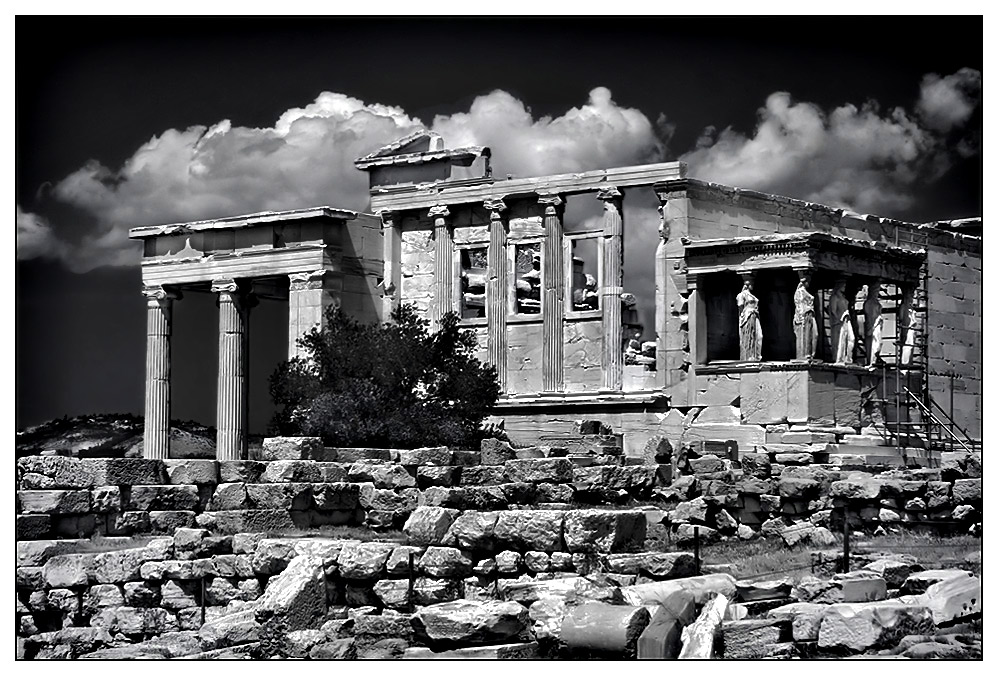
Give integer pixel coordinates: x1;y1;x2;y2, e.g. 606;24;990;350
130;130;982;460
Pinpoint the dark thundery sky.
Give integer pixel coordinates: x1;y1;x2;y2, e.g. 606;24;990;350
15;16;983;432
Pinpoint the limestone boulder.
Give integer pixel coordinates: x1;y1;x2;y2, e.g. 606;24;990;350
412;600;529;647
255;554;327;656
905;571;981;626
494;510;564;552
18;456;100;489
385;545;424;575
309;638;357;659
260;437;323;461
899;569;971;596
817;600;935;652
198;608;261;651
414;578;463;606
495;550;522;575
348;461;416;489
504;458;574;483
604;552;696;579
529;595;567;641
447;511;500;551
675;524;718;545
398;446;453;466
373;579;411;610
951;479;982;505
418;546;474;578
337;542;397;580
163;459;218;485
722;618;790;659
481;439;517;466
403;506;458;546
767;602;828;641
863;557;921;588
562;509;645;553
670;497;709;524
18;490;91;515
311;482;361;510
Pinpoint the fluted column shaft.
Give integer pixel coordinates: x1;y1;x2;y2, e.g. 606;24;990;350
143;285;179;459
540;195;565;392
214;279;248;461
598;186;624;391
430;205;453;330
485;199;508;392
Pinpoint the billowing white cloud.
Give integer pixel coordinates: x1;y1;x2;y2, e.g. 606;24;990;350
26;88;662;272
681;68;981;214
432;87;664;177
16;206;65;262
19;73;980;272
916;67;982;133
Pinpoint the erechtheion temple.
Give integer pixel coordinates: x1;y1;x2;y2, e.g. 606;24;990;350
129;130;982;463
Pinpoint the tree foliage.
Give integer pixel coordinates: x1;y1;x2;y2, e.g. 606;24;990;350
269;303;500;449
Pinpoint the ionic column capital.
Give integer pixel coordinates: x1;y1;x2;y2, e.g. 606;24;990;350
142;284;182;304
537;194;564;216
484;198;507;217
289;269;328;292
376;210;397;230
596;186;623;203
428;204;451;220
211;278;240;295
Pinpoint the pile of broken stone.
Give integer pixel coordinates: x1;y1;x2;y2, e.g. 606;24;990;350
17;523;981;660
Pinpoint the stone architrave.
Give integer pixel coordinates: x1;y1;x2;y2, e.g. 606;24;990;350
142;285;181;460
736;274;762;362
827;278;855;365
538;195;565;392
213;279;249;461
597;186;624;390
429;205;453;331
864;280;884;366
288;269;332;361
484;199;508;391
793;271;818;360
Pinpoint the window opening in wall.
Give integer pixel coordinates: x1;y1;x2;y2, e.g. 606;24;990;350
569;237;599;311
459;246;487;319
512;241;542;314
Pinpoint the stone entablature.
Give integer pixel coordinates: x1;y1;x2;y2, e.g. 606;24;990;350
683;233;926;286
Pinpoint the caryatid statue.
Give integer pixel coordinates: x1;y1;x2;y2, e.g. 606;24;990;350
793;271;818;360
736;275;763;362
864;279;884;365
827;278;855;364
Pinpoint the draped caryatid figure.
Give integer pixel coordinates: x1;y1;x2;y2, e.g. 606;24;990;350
736;276;763;361
793;271;818;360
828;278;855;364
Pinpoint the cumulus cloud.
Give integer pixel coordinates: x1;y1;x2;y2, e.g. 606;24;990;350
19;72;980;272
16;206;65;262
433;86;664;177
916;67;982;133
24;88;661;272
681;68;981;214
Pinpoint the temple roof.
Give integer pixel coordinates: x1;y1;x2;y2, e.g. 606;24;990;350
128;206;358;240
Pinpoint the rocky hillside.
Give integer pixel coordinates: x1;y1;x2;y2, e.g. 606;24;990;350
16;414;217;459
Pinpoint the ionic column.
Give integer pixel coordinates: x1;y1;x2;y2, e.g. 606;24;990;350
598;186;624;391
540;195;565;392
429;205;453;330
485;198;508;392
655;197;669;383
378;210;401;321
142;284;180;459
288;269;333;361
214;279;249;461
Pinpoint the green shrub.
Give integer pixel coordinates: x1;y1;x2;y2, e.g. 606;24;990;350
269;303;499;449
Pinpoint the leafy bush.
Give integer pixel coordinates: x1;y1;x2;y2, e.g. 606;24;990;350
269;303;499;449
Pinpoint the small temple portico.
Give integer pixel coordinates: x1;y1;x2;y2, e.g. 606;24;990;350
129;207;382;460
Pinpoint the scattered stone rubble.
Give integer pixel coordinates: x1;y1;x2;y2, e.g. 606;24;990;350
15;433;982;660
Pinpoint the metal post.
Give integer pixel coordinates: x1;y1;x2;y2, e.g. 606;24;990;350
201;577;207;625
693;526;701;576
408;553;416;609
841;506;850;574
949;372;955;453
